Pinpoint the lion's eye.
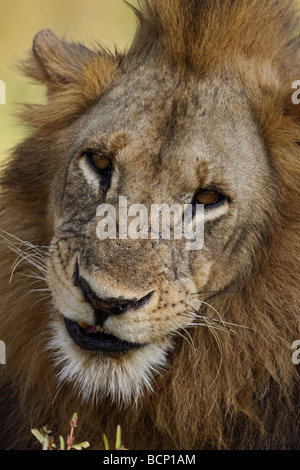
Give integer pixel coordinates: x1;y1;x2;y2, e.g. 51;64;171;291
84;151;113;192
195;188;225;208
87;152;112;172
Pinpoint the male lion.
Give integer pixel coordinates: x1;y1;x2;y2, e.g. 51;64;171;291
0;0;299;450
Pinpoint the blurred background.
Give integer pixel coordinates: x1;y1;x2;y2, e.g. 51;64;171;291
0;0;138;161
2;0;300;163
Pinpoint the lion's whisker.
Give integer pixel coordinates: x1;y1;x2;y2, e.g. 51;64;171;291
181;300;232;333
191;289;270;305
17;271;47;283
9;251;46;283
171;326;195;350
185;311;234;335
0;232;49;282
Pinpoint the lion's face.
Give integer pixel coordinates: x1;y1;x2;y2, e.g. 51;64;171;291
46;66;275;403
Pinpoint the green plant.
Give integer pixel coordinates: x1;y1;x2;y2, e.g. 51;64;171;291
102;425;127;450
31;414;127;450
31;413;90;450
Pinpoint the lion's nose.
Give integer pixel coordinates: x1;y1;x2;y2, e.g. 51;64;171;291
73;263;153;326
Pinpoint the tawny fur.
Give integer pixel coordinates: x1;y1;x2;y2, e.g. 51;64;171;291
0;0;299;450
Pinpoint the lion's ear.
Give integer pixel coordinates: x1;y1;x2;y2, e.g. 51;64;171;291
31;29;94;90
21;29;118;128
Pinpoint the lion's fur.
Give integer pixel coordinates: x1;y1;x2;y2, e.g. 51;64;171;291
0;0;300;450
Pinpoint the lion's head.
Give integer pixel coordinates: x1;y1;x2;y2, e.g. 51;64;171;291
0;0;299;450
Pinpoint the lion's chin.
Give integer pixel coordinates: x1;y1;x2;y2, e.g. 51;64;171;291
46;315;173;405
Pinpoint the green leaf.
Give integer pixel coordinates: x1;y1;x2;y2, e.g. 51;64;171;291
31;429;46;446
59;436;65;450
42;426;52;435
115;425;122;450
74;441;90;449
71;444;82;450
103;433;110;450
42;436;50;450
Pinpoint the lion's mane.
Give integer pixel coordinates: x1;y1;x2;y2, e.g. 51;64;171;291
0;0;299;450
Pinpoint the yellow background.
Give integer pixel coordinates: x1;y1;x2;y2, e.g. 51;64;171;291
0;0;138;160
1;0;300;162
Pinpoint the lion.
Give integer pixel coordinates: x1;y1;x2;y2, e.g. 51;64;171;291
0;0;299;450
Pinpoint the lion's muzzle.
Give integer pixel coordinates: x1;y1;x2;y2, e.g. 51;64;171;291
63;261;154;354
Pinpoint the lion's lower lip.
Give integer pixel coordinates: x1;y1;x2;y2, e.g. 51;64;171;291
64;318;141;355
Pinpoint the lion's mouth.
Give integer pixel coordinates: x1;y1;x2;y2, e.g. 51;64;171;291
64;318;141;355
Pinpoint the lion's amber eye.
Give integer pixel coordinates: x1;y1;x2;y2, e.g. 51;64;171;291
87;152;112;172
195;188;224;207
